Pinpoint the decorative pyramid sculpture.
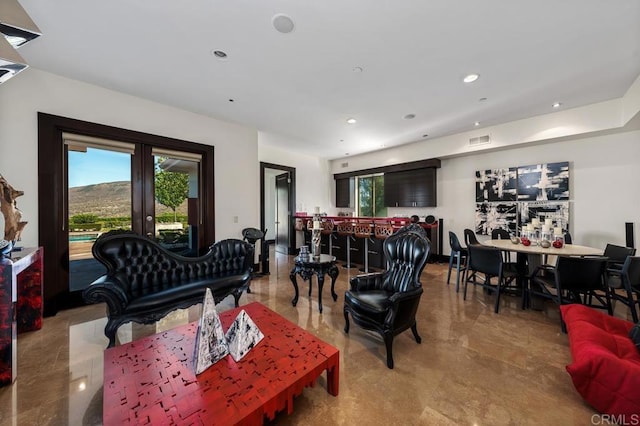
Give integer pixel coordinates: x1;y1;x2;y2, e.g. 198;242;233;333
225;309;264;362
193;288;229;374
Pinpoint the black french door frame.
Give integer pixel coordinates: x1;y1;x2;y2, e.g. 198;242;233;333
38;113;215;315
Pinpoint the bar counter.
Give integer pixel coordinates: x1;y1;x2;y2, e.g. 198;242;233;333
293;215;440;269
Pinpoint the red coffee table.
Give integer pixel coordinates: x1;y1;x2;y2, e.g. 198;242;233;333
103;302;340;425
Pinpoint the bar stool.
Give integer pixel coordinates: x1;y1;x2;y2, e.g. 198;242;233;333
336;220;356;268
354;221;374;273
374;222;395;269
321;219;335;256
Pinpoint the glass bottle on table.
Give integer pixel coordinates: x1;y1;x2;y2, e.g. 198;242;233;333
553;227;564;248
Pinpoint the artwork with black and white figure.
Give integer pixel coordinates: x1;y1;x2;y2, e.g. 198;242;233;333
517;162;569;201
520;202;570;233
475;168;517;202
193;288;229;375
225;310;264;362
475;203;518;236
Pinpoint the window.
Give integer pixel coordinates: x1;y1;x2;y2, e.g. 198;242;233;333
357;174;387;217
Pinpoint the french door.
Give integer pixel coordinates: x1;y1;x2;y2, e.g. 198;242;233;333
65;137;203;292
38;113;215;315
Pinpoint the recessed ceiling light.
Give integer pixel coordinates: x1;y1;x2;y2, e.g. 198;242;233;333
352;66;363;73
474;121;480;126
346;118;357;124
211;50;228;59
403;114;416;120
272;14;295;34
228;99;234;102
345;152;350;156
339;139;344;142
463;73;480;83
422;134;429;138
479;97;487;102
552;102;562;108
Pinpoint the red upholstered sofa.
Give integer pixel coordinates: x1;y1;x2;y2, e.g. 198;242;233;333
560;304;640;416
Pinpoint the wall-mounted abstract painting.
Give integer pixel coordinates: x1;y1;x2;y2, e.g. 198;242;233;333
517;162;569;201
520;201;570;232
475;202;518;236
475;168;517;202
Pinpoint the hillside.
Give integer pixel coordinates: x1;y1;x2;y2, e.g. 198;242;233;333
69;181;187;218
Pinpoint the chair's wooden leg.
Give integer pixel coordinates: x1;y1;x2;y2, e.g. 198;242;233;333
463;268;469;300
411;323;422;344
494;275;502;314
455;255;462;293
105;320;119;348
384;334;394;369
343;309;350;333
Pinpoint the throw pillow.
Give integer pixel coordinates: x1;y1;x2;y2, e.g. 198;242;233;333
629;323;640;352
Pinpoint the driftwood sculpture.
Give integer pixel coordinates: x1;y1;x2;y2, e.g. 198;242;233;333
0;174;28;241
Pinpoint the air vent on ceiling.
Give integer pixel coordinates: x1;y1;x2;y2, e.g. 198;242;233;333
469;135;491;146
341;162;349;168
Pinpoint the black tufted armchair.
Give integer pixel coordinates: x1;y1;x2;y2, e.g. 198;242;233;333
83;231;254;347
343;225;431;369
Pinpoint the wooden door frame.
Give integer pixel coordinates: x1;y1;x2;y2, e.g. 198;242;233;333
38;112;215;316
260;162;296;255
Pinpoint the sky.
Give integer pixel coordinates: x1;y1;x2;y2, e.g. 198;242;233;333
68;148;131;188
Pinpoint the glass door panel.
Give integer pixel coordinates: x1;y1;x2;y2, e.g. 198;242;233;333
153;153;200;256
67;145;132;292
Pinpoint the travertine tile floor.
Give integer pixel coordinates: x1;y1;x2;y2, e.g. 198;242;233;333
1;249;626;425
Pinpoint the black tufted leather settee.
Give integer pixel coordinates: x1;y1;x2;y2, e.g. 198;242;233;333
82;231;254;347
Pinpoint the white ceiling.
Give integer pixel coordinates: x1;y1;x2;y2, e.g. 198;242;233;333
16;0;640;159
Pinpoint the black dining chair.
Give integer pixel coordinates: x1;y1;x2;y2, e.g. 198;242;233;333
462;244;519;313
447;231;468;293
463;229;481;284
563;231;573;245
491;228;512;263
607;256;640;322
603;243;636;277
529;255;610;331
464;228;480;246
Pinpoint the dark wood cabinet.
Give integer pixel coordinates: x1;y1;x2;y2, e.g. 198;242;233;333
384;168;436;207
335;177;353;208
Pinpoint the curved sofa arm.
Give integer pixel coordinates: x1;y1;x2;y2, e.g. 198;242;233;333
385;286;424;327
82;275;130;316
349;272;385;291
388;286;423;304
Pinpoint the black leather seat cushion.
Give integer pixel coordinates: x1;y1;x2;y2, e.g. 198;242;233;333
126;272;250;313
345;289;393;314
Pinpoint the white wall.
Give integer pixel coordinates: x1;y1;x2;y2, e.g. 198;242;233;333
328;76;640;256
258;134;334;215
439;131;639;250
0;68;259;245
331;128;640;255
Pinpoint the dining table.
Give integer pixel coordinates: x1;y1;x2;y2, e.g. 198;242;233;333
483;239;603;273
482;239;604;309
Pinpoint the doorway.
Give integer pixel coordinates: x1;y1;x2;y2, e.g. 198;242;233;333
260;162;296;256
275;172;290;254
38;113;215;315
